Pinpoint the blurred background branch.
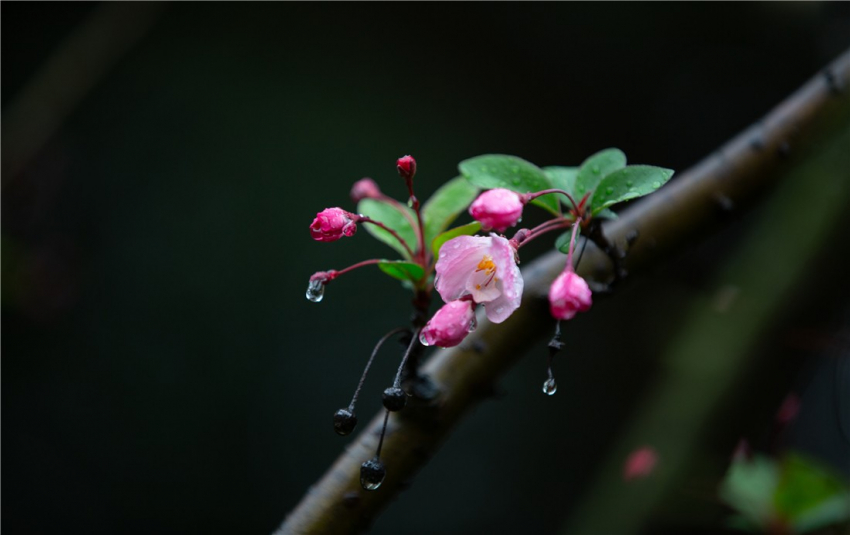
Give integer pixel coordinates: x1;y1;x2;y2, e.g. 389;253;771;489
277;49;850;535
2;2;163;185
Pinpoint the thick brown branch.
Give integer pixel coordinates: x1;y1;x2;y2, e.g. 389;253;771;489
276;48;850;535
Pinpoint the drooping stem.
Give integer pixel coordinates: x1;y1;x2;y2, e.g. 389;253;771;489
358;216;417;260
515;217;573;249
348;328;410;411
566;219;581;269
525;188;579;211
324;258;384;280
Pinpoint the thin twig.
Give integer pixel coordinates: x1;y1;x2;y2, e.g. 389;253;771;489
275;48;850;535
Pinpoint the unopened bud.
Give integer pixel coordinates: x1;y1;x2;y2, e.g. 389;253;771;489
350;178;381;202
396;155;417;181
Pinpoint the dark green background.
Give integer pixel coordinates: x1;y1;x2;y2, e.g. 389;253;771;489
3;3;849;534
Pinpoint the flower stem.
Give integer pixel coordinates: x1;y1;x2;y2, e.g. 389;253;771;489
525;188;579;211
359;216;417;260
567;219;581;269
329;258;384;279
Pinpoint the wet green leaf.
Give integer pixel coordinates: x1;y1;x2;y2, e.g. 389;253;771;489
377;260;425;283
590;165;674;213
422;176;479;247
357;199;418;259
574;148;626;199
554;226;581;254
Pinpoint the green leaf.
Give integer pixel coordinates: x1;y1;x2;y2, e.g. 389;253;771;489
378;260;425;283
719;454;779;529
775;452;850;527
432;221;481;257
574;148;627;199
595;207;619;220
590;165;674;213
422;176;479;247
555;226;581;254
543;166;578;205
357;199;418;260
459;154;560;216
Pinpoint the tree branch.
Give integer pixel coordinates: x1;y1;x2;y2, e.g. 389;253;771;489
275;48;850;535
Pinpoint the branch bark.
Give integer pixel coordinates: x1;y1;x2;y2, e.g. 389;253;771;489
275;48;850;535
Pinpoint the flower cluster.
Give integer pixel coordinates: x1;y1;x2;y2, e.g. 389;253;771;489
304;151;672;491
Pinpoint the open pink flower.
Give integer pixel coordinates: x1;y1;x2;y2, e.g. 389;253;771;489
310;208;358;242
548;269;592;320
469;188;524;232
435;234;523;324
419;299;476;348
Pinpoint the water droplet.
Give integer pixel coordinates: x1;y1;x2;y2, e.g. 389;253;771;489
605;187;614;195
451;242;460;249
651;181;660;189
495;306;505;315
360;458;386;491
407;198;414;208
306;279;325;302
516;217;522;223
467;315;478;333
591;165;600;175
511;166;520;173
542;378;557;395
626;181;633;187
433;274;440;287
418;331;431;346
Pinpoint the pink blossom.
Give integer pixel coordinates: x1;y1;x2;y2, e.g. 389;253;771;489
435;235;523;324
548;269;592;320
419;300;476;348
623;446;657;481
469;188;524;232
310;208;358;242
350;178;381;202
396;155;417;180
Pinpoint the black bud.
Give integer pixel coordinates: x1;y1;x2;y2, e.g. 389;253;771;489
360;457;386;491
382;387;407;412
333;408;357;436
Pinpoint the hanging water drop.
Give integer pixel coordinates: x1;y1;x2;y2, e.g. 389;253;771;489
306;279;325;302
418;331;431;346
542;378;558;395
360;457;386;491
467;315;478;333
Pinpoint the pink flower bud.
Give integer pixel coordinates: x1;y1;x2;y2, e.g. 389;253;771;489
350;178;381;202
548;269;592;320
419;300;477;348
623;446;658;481
396;155;417;181
469;188;524;232
309;208;358;242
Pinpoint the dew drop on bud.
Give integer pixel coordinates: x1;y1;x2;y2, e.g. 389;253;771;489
382;386;407;412
418;331;431;346
306;279;325;302
467;315;478;333
542;378;558;396
333;408;357;436
360;457;386;491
